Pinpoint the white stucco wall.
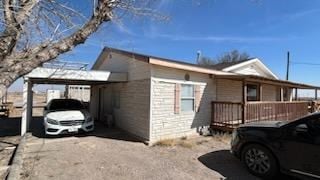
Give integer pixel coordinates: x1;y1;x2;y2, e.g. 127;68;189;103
150;65;216;142
95;52;150;81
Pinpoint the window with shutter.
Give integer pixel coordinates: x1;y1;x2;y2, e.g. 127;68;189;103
174;84;181;114
181;84;195;112
195;85;201;112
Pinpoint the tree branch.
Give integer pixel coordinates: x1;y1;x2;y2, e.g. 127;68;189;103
0;0;38;60
0;0;114;87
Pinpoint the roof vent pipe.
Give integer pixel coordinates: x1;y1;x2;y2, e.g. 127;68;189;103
196;50;202;64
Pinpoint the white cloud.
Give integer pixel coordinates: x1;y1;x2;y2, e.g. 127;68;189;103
111;20;136;36
286;8;320;20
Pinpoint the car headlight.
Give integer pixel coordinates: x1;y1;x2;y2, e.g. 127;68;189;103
86;117;93;123
46;118;59;125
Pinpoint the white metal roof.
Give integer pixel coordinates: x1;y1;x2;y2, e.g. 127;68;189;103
25;67;127;84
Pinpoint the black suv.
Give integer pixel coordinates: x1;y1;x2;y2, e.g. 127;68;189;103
231;113;320;179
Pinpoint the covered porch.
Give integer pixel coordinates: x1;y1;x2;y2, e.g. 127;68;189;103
211;74;320;131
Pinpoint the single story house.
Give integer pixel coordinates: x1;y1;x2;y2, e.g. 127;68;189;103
90;47;320;144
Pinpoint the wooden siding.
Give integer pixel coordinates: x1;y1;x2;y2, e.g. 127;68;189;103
216;79;242;102
261;84;277;101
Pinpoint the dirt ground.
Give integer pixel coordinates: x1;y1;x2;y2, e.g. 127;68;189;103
0;135;20;179
18;119;259;180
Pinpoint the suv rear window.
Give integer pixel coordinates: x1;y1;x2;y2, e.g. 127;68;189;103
48;99;84;111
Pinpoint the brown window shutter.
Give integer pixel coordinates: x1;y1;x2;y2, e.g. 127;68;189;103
195;85;201;112
174;84;181;114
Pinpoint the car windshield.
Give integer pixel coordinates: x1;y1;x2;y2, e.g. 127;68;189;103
48;99;84;111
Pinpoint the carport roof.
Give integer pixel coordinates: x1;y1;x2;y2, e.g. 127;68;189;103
25;67;127;85
215;74;320;89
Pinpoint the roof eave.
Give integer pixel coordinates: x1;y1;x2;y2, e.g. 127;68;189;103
215;74;320;89
149;57;235;76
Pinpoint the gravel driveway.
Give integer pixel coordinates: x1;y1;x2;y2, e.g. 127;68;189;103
18;119;259;180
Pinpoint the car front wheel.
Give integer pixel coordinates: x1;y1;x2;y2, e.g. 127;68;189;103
241;144;278;179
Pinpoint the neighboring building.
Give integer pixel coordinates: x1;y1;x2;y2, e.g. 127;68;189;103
90;47;319;144
46;90;61;103
65;85;90;102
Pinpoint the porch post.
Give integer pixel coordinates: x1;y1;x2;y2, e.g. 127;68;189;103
280;87;284;102
242;80;247;124
21;79;33;135
295;88;298;101
259;84;263;101
315;89;318;100
288;88;293;102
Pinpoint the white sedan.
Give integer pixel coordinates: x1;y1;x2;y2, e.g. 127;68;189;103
43;99;94;135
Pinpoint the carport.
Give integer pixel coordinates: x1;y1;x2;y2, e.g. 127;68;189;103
21;67;127;135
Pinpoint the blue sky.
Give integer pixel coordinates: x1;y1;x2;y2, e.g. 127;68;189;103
9;0;320;94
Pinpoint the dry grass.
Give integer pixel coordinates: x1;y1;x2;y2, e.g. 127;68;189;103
155;138;196;149
211;132;232;144
180;136;187;140
155;139;176;147
196;139;209;145
178;141;195;148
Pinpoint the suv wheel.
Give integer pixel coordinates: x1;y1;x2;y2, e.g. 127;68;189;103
241;144;278;179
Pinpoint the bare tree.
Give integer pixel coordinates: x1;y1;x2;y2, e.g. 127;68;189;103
197;56;216;66
0;0;163;98
197;50;250;66
218;50;250;63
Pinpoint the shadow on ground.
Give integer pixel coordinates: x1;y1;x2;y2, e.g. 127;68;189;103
0;117;21;137
29;116;141;142
0;116;141;142
199;150;299;180
199;150;259;180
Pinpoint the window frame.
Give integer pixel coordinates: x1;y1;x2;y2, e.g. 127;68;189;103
247;83;260;101
180;84;195;112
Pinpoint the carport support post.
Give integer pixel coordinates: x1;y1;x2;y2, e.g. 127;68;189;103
21;79;33;135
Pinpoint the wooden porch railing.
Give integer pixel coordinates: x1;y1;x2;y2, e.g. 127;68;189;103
211;101;243;131
211;101;309;131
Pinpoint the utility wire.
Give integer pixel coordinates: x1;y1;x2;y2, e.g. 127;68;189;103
290;61;320;66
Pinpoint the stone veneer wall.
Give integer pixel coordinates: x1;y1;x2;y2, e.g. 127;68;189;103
111;79;151;140
150;79;215;142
